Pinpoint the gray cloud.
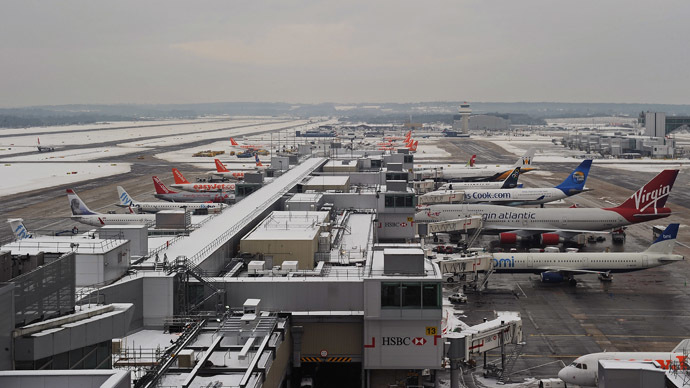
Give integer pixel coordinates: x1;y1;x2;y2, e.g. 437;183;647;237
1;0;689;106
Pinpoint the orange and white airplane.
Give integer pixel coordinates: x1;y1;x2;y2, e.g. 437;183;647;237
229;137;269;152
383;130;412;142
209;159;248;180
171;168;236;192
378;136;418;152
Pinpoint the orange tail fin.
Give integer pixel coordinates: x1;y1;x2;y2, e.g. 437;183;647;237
172;168;190;184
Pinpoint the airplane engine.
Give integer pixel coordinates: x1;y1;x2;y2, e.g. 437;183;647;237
540;233;563;245
540;272;565;283
499;232;522;244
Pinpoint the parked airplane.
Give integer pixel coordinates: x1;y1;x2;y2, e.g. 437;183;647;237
36;137;55;152
171;168;236;192
415;169;679;244
8;218;33;240
417;148;537;182
117;186;226;214
558;338;690;386
153;177;234;203
229;137;269;153
438;166;521;190
419;168;521;204
491;223;681;285
67;189;155;227
456;159;592;206
209;159;256;180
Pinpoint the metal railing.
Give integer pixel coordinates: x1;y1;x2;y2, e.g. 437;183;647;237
186;161;323;269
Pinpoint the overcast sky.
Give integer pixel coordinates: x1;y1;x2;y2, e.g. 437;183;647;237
1;0;689;107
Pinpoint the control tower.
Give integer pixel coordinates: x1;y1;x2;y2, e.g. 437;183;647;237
453;102;472;134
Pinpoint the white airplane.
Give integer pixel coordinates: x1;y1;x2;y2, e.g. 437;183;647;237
117;186;226;214
67;189;155;227
8;218;33;240
415;169;679;244
438;166;522;190
559;338;690;386
491;223;682;285
455;159;592;206
417;148;537;182
171;168;236;192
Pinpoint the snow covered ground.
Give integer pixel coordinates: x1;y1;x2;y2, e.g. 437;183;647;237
1;146;151;162
488;135;690;173
0;162;131;197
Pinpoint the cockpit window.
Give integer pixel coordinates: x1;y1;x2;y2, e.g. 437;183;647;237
570;362;587;369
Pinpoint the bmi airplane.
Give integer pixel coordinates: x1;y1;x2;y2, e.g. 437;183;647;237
415;169;679;244
117;186;226;214
491;223;682;285
67;189;155;227
457;159;592;206
558;338;690;386
171;168;236;192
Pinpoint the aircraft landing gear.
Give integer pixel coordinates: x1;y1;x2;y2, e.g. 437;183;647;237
568;278;578;286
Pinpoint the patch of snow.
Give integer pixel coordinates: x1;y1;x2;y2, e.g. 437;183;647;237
0;162;131;197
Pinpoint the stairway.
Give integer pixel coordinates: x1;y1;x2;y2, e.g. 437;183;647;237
498;342;525;384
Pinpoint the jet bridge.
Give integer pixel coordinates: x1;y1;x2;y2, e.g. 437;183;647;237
445;311;523;388
427;215;482;234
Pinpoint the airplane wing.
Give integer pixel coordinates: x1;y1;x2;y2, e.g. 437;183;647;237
483;226;609;237
540;268;610;275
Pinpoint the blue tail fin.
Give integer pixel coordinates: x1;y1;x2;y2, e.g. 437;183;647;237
653;223;679;244
501;167;521;188
555;159;592;196
645;223;679;254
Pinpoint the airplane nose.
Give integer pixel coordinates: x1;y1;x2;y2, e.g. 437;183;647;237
557;367;569;382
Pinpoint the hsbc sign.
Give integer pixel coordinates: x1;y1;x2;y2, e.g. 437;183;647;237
381;337;427;346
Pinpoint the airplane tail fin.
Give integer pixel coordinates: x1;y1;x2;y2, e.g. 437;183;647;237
255;154;263;167
501;167;521;188
555;159;593;195
117;186;136;207
644;223;679;254
467;155;476;167
67;189;97;215
404;130;411;142
615;169;679;210
8;218;32;240
152;176;176;194
230;137;239;146
515;147;536;167
214;159;229;172
172;168;190;184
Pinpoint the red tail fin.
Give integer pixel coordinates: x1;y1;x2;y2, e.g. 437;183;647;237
215;159;229;172
152;176;175;194
469;155;476;167
230;137;239;146
409;140;418;152
615;169;679;210
172;168;189;184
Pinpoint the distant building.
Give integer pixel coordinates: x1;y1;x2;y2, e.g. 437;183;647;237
641;111;690;136
469;115;511;130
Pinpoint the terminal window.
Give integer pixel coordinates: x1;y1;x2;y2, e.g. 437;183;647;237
381;282;440;309
384;194;414;208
